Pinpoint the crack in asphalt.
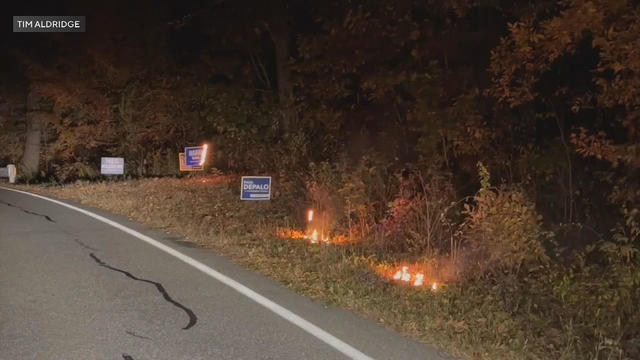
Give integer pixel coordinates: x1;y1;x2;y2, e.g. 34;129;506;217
125;330;152;341
122;354;134;360
73;238;99;251
0;200;56;223
89;252;197;330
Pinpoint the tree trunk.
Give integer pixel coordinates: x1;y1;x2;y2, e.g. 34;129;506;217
22;92;43;178
269;0;294;131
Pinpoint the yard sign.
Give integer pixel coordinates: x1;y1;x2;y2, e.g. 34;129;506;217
241;176;271;200
100;157;124;175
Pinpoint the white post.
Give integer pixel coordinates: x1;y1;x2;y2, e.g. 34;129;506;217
7;164;16;183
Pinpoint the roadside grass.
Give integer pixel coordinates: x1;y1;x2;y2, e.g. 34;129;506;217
10;177;638;360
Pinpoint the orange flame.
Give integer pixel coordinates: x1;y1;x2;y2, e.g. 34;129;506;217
393;270;402;280
277;228;306;239
375;263;444;291
199;144;208;166
308;210;314;222
414;273;424;286
400;266;411;282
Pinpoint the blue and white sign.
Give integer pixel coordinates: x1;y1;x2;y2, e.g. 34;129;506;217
100;157;124;175
185;145;207;167
241;176;271;201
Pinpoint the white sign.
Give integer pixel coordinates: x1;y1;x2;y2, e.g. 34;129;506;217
101;157;124;175
7;164;16;183
0;164;17;183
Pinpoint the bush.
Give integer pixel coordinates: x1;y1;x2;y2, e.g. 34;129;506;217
52;161;99;182
462;163;551;275
381;168;459;256
304;155;398;244
337;155;397;243
305;161;344;234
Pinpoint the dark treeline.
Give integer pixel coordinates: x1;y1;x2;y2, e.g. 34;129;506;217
1;1;639;357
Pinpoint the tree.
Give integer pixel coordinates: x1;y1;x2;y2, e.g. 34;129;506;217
489;0;640;225
22;91;48;178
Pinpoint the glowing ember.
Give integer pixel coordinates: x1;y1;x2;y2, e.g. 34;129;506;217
307;210;314;222
277;223;355;246
431;282;438;291
199;144;209;166
330;235;351;245
413;273;424;287
276;228;306;239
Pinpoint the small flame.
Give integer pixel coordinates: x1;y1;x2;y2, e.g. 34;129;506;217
307;210;314;222
199;144;209;166
400;266;411;282
413;273;424;286
311;229;318;243
375;262;447;291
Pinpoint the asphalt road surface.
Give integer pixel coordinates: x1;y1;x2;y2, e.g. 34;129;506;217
0;187;453;360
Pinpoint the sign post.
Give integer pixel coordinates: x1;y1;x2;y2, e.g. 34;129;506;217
241;176;272;200
100;157;124;175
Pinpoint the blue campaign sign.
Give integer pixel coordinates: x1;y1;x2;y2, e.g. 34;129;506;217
185;145;207;167
241;176;271;201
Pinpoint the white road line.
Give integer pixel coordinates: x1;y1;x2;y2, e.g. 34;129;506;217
1;187;374;360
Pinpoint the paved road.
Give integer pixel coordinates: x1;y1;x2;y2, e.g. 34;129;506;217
0;187;452;360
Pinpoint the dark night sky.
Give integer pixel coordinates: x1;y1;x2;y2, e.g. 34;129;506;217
1;0;318;100
2;1;207;61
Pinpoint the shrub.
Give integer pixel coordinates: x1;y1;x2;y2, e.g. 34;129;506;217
462;163;551;275
337;155;396;243
304;155;397;243
381;168;460;256
52;161;99;182
306;161;344;234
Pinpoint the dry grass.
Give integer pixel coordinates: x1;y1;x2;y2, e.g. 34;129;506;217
10;177;634;360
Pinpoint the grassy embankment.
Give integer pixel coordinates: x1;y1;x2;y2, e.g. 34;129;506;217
11;176;639;360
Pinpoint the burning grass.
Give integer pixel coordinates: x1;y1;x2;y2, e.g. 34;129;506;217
276;208;356;246
276;227;355;245
278;209;450;289
375;263;438;289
